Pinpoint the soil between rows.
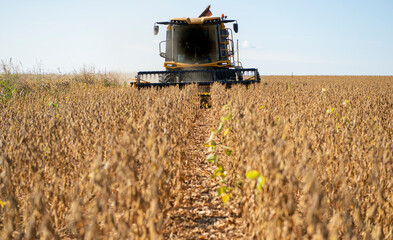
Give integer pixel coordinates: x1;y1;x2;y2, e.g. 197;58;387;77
163;109;244;239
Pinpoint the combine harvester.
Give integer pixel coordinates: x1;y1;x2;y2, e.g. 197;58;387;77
132;5;260;93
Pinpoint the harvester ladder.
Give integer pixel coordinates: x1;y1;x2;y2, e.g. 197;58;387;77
219;27;235;64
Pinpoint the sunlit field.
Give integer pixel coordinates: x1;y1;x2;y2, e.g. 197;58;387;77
1;68;392;239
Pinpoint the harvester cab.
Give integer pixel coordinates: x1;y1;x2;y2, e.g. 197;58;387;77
132;5;260;89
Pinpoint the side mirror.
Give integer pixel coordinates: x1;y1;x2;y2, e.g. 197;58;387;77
233;23;238;33
154;25;159;35
159;40;166;58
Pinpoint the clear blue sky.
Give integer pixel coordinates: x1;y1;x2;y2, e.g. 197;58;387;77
1;0;392;75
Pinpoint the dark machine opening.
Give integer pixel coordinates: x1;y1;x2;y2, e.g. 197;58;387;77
173;25;219;64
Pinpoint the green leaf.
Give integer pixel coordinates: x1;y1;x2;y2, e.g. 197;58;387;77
216;122;223;133
212;164;224;178
246;170;260;179
48;102;59;108
222;194;229;203
326;108;335;114
216;186;227;196
224;147;232;156
223;128;230;136
257;175;265;191
220;113;232;122
204;141;216;150
206;154;217;163
204;132;215;146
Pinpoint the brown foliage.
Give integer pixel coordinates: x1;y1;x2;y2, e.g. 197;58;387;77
210;76;393;239
0;76;199;239
1;75;393;239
